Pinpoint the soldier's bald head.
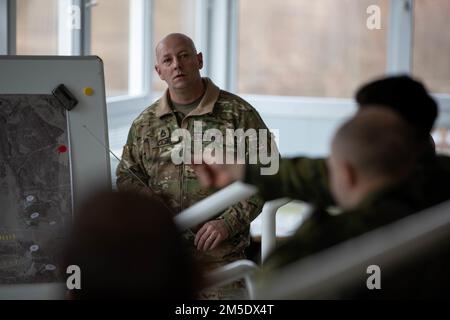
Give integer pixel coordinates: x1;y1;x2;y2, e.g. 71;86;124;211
155;33;197;61
332;107;416;180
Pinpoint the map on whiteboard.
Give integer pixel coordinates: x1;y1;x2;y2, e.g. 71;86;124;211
0;94;72;284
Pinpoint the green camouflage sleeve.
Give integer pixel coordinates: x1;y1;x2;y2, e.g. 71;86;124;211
219;194;265;238
219;108;273;238
115;123;150;194
244;156;335;206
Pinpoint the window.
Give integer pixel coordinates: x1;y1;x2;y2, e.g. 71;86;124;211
432;127;450;155
412;0;450;94
90;0;131;97
16;0;59;55
12;0;150;99
237;0;389;98
152;0;196;93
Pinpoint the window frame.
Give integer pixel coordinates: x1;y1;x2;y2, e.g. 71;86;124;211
5;0;153;99
3;0;450;134
223;0;450;126
4;0;154;179
0;0;15;54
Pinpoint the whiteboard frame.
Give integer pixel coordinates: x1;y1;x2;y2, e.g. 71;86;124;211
0;55;111;212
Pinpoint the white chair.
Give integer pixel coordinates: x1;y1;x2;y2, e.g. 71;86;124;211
254;200;450;299
202;259;259;299
201;199;294;299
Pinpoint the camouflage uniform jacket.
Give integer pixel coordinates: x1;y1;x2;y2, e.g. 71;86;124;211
116;77;270;269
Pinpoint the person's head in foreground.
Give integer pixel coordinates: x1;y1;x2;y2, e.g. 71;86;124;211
63;190;200;299
327;107;416;210
356;75;438;159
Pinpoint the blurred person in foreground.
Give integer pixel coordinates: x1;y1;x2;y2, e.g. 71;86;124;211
260;108;420;271
62;190;201;299
260;110;450;298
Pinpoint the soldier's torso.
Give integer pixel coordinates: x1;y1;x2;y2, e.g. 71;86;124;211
128;91;266;265
133;91;252;213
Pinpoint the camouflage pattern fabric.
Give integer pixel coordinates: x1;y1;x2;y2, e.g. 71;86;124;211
245;157;334;206
244;141;450;208
116;78;273;298
245;152;450;208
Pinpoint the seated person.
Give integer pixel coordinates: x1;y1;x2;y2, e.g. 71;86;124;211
62;190;201;299
261;107;423;272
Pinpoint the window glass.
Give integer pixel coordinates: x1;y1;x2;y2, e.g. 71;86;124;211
152;0;196;92
413;0;450;94
90;0;130;97
16;0;59;55
237;0;388;98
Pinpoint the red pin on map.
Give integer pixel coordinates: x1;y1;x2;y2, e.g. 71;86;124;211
57;145;68;153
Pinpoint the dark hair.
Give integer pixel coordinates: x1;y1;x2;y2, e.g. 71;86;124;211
62;190;200;299
355;75;438;138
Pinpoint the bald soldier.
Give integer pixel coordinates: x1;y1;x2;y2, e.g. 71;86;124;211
261;107;421;272
116;33;274;299
259;109;450;299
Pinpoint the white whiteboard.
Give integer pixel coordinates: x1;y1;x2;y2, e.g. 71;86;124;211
0;56;111;210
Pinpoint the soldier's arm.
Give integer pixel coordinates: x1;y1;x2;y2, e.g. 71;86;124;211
244;156;335;206
218;194;265;238
116;124;151;195
240;106;334;205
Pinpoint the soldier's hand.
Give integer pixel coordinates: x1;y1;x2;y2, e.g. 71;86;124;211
194;220;229;251
194;162;245;189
